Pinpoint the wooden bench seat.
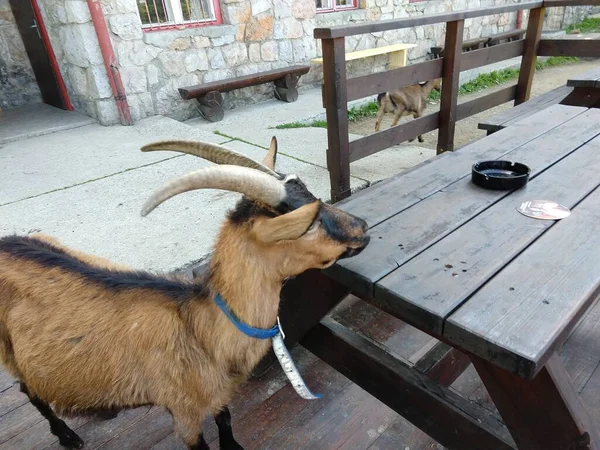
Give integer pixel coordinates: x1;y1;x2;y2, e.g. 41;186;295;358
478;84;574;134
178;65;310;122
431;37;490;58
431;29;526;59
487;29;527;46
462;36;491;51
311;43;417;69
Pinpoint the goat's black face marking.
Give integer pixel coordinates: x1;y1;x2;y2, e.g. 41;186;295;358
228;197;277;224
279;177;317;212
228;174;369;259
228;177;318;225
319;206;369;246
0;236;207;302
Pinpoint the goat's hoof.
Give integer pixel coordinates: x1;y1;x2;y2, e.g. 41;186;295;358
418;137;424;143
222;438;244;450
97;410;119;420
408;138;415;143
55;426;84;449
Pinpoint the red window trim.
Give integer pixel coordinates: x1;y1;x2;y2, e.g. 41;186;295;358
316;0;358;14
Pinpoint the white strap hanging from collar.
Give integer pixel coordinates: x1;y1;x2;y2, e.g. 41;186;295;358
272;317;322;400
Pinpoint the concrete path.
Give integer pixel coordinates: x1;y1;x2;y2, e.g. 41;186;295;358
0;87;427;272
0;103;96;145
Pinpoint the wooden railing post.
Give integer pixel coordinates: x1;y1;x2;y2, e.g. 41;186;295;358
515;6;546;105
322;37;351;202
437;20;464;154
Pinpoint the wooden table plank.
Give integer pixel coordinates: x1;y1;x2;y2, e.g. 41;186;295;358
335;104;585;229
445;169;600;378
331;107;600;298
478;85;573;133
567;66;600;88
376;122;600;338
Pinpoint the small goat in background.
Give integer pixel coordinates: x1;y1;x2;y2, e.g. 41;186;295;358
0;138;370;449
375;78;442;142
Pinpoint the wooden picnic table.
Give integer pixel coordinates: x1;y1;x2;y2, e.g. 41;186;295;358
303;103;600;450
562;66;600;107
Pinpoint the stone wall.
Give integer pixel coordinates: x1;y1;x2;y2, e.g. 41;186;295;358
0;0;42;109
544;5;592;31
36;0;122;122
35;0;595;125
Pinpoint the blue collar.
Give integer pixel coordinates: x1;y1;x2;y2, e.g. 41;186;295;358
214;294;279;340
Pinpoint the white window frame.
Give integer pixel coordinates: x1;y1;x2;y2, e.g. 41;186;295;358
316;0;358;14
138;0;222;31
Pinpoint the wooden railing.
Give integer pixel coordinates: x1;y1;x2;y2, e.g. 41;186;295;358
316;0;600;202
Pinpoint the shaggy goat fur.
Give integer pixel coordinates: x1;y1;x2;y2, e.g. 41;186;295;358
375;78;442;142
0;138;369;450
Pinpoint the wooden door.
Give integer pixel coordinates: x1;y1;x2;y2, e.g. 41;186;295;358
9;0;67;109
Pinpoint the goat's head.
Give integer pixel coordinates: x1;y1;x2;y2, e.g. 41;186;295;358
140;138;370;278
432;78;442;92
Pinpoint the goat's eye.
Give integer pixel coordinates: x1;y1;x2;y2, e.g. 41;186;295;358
306;218;320;233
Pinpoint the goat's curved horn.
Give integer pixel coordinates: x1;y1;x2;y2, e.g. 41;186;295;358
141;165;286;217
141;140;279;177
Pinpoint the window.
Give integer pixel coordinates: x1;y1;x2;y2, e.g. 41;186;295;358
137;0;222;30
316;0;358;13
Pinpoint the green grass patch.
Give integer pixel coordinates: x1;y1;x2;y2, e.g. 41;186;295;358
347;101;380;122
566;17;600;34
275;120;327;129
536;56;580;70
426;68;521;102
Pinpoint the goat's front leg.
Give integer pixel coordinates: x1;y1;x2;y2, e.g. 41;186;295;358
171;407;210;450
390;106;406;128
374;103;386;132
20;382;84;449
215;406;244;450
411;111;425;143
189;435;210;450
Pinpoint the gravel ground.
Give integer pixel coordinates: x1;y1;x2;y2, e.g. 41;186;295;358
348;59;600;151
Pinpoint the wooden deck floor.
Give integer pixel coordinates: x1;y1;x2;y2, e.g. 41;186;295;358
2;295;600;450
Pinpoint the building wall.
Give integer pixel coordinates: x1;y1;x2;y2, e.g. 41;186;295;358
36;0;120;121
36;0;594;125
0;0;42;109
544;4;593;31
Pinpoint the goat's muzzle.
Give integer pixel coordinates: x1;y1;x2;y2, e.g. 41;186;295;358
339;233;370;259
339;218;370;259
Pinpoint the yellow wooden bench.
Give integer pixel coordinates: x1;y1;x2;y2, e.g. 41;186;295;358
311;43;417;69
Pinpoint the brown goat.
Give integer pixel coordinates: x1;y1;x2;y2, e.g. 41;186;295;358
374;78;442;142
0;137;370;450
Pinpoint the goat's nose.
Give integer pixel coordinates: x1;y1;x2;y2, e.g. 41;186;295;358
354;216;369;232
362;234;371;246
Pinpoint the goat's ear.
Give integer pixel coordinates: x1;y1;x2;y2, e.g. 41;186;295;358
251;201;320;244
261;136;278;171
